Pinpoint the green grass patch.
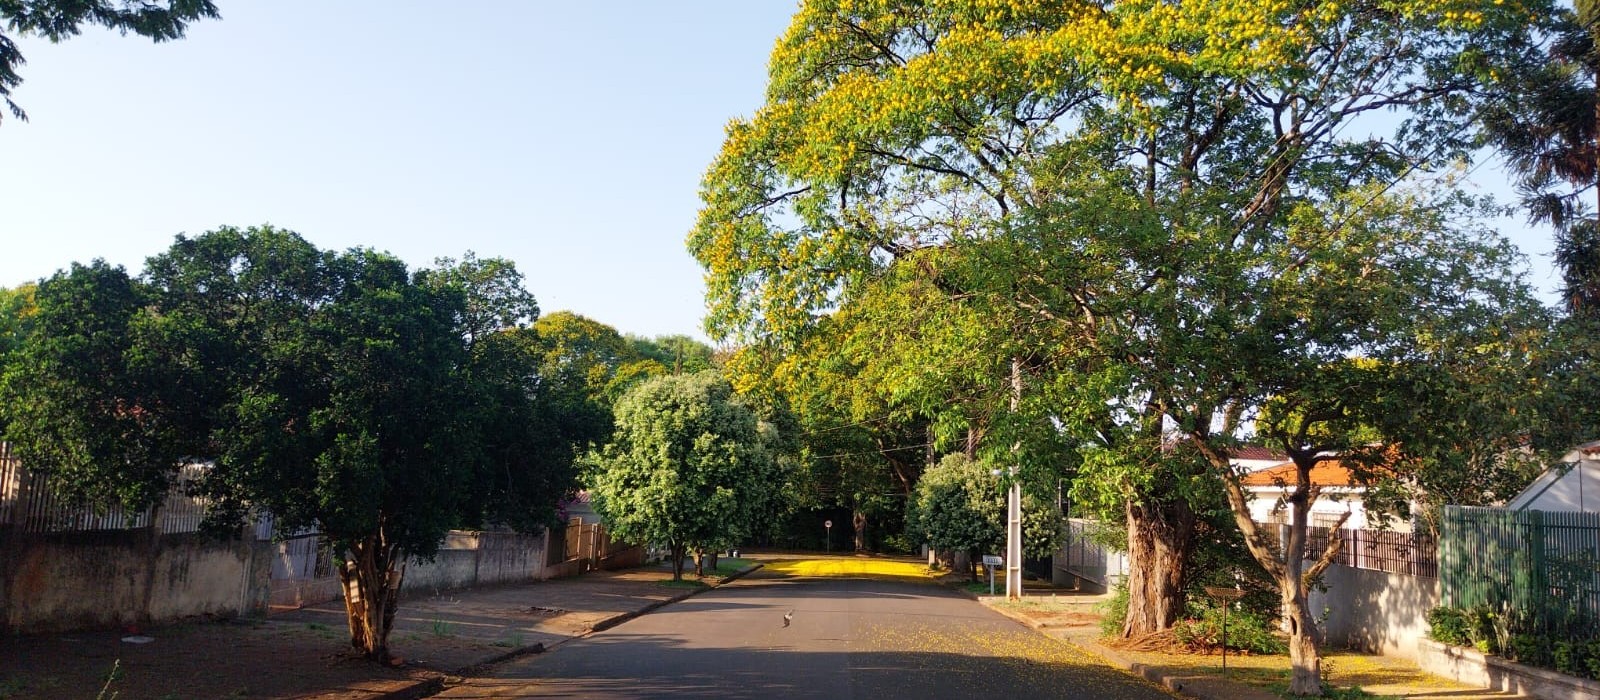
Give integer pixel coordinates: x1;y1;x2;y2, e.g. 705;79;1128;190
491;632;526;648
958;580;1001;594
712;558;753;575
304;621;338;639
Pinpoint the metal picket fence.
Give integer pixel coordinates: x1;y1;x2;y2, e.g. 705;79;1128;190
1304;525;1438;578
1439;505;1600;642
0;442;208;535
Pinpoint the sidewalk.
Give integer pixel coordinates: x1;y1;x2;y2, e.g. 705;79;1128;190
974;590;1517;700
0;560;760;700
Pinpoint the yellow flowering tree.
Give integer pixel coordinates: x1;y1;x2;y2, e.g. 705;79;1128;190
692;1;1553;693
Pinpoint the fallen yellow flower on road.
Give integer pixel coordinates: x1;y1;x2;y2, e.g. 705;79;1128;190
764;558;936;582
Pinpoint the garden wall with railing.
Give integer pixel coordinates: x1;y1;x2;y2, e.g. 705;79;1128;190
1428;506;1600;682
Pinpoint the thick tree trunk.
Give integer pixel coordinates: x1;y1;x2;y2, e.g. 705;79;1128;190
338;538;405;662
1122;497;1195;637
669;541;686;581
950;549;972;580
1284;586;1323;695
852;509;867;551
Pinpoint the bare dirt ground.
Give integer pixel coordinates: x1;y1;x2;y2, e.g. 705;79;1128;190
0;564;744;699
0;617;441;699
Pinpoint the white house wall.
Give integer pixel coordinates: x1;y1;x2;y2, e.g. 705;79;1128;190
1507;459;1600;513
1245;487;1369;529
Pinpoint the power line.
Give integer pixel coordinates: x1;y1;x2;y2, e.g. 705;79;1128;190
809;440;936;461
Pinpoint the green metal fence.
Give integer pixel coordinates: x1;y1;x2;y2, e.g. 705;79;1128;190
1439;505;1600;641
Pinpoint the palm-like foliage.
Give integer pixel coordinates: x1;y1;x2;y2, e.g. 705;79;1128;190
1482;2;1600;315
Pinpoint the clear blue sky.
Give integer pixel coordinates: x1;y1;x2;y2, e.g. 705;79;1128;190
0;2;1566;340
0;2;799;341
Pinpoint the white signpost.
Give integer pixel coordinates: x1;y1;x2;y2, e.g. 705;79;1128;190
982;555;1004;595
824;519;833;552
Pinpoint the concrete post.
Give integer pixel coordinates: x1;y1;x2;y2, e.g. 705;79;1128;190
1006;356;1024;600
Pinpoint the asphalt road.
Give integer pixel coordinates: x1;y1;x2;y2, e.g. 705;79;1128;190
436;568;1176;699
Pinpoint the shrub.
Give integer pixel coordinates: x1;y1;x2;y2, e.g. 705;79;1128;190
1174;603;1287;655
1098;582;1130;638
879;532;914;555
1463;605;1502;655
1425;607;1471;646
1431;605;1600;680
1554;641;1575;675
1508;633;1548;667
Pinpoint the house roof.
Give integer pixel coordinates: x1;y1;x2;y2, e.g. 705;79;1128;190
1240;460;1361;488
1230;445;1289;462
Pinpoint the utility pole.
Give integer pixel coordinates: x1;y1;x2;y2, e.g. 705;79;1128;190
1006;356;1023;600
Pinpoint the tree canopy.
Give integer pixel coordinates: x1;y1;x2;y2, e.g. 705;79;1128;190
690;1;1555;692
586;371;782;580
1;0;220;122
0;283;35;364
0;226;597;660
908;453;1056;579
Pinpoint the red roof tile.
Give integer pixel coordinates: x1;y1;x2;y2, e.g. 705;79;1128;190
1240;460;1359;488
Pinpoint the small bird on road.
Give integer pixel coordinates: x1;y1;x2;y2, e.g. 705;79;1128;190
782;609;794;627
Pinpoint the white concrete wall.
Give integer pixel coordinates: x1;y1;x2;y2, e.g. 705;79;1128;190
1307;562;1438;659
1419;639;1600;700
402;530;552;595
2;532;271;634
1246;489;1369;529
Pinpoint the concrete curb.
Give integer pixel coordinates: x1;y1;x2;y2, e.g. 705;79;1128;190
980;602;1278;700
364;675;446;700
453;641;548;676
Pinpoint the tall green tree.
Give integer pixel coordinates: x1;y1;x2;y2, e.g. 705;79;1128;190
423;256;608;534
533;311;660;406
0;283;36;363
1;0;220;122
1476;2;1600;456
691;2;1549;692
0;261;187;510
2;227;593;661
137;230;483;660
426;251;539;346
586;371;781;580
1479;1;1600;315
908;453;1058;580
627;333;716;375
